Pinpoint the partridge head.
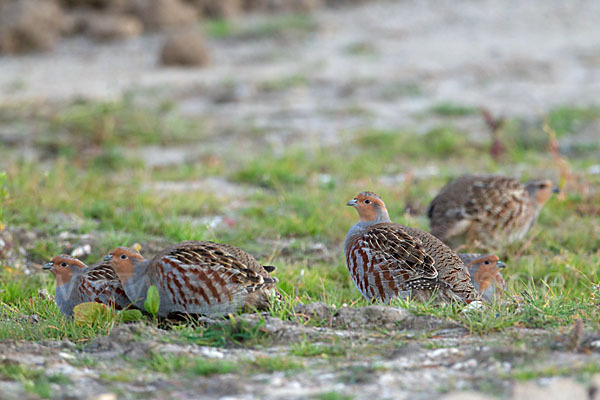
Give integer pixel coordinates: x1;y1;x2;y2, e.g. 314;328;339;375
458;253;507;301
525;179;559;207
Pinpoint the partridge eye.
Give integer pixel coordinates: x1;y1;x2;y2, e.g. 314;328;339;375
60;262;67;267
364;199;371;204
120;254;128;260
484;260;490;265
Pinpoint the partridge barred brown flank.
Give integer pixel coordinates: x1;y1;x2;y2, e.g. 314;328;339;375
458;253;507;302
105;241;279;318
43;255;132;317
427;175;558;248
344;192;478;304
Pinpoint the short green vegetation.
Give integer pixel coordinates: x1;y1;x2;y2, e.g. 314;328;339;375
429;102;480;117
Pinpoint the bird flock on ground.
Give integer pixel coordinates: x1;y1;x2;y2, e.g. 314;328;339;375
43;174;557;318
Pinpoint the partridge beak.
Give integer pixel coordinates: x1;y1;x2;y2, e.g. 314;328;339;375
103;254;113;262
552;186;560;194
346;199;358;207
496;261;507;269
43;262;54;270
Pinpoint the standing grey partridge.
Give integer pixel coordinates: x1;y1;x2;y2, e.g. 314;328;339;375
427;175;558;248
104;241;279;318
43;255;132;317
344;192;478;304
457;253;506;302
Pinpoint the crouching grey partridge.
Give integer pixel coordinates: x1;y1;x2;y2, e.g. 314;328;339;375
344;192;478;304
427;175;558;248
458;253;506;302
43;255;132;317
104;241;279;318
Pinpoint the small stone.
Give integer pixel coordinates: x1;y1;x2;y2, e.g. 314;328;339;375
513;378;589;400
0;0;65;54
37;288;50;300
87;394;117;400
159;27;211;67
58;351;76;360
71;244;91;258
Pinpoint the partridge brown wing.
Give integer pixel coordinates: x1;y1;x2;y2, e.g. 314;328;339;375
79;260;131;310
148;241;274;316
346;223;438;302
401;226;478;303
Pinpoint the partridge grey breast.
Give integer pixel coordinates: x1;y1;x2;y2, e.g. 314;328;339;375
427;175;556;248
107;241;278;318
344;192;478;304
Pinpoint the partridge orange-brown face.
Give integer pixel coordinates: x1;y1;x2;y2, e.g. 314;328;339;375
527;179;557;206
347;192;388;222
470;254;506;294
106;247;145;283
43;255;86;286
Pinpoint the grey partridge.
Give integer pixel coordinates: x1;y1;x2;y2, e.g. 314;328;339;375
43;255;132;317
458;253;506;302
344;192;478;304
427;175;557;248
104;241;279;318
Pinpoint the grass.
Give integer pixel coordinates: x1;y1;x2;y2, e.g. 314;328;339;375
144;352;300;377
0;96;599;394
0;361;71;399
290;340;347;358
510;361;600;381
547;106;600;137
429;102;479;117
204;14;317;40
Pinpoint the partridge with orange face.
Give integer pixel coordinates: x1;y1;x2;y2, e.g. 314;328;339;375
427;175;558;248
43;255;132;317
458;253;506;302
105;241;278;318
344;192;478;304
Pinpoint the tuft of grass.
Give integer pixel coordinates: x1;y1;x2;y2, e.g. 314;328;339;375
547;106;600;137
174;316;271;348
204;19;233;38
511;361;600;381
317;391;355;400
290;340;347;358
248;355;304;373
0;361;71;399
429;102;479;117
192;359;237;376
205;14;317;40
258;74;308;92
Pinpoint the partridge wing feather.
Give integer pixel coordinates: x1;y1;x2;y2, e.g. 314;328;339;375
401;226;478;303
79;261;131;309
347;224;438;302
149;241;273;316
464;177;530;223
